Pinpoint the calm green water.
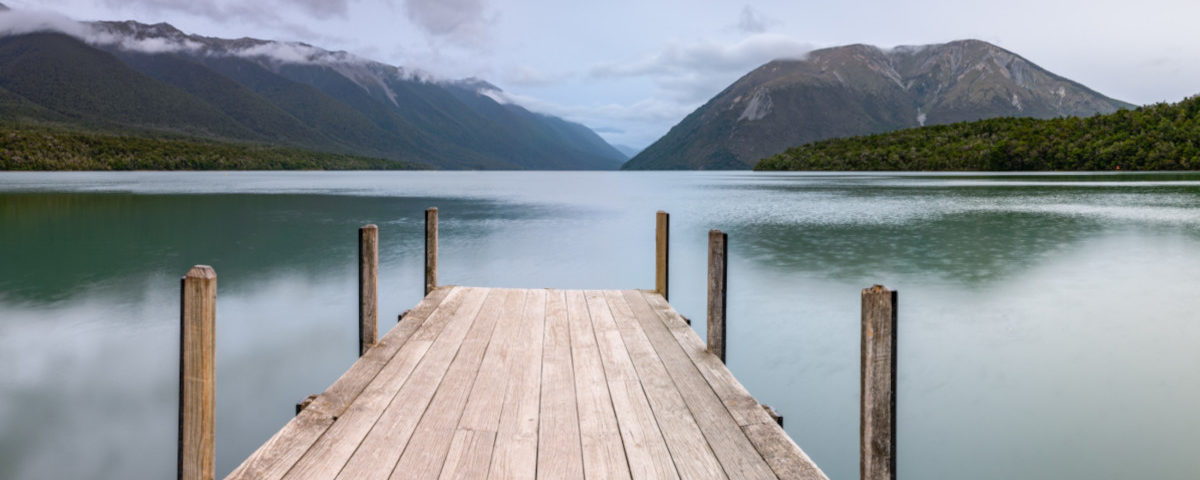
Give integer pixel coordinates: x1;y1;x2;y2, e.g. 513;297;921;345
2;171;1200;479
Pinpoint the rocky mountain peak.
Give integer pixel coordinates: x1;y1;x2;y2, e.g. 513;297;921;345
624;39;1133;170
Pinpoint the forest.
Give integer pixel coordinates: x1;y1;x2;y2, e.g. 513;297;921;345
0;124;425;170
756;96;1200;171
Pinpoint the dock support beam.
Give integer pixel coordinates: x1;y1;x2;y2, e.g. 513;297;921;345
425;207;438;296
707;229;727;362
359;224;378;356
656;211;669;300
179;265;216;480
861;285;897;480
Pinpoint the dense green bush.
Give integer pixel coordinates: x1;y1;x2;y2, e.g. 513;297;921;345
0;124;428;170
756;96;1200;171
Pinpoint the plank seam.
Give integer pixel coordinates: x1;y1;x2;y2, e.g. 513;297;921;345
481;290;534;479
268;286;460;479
390;288;508;479
380;287;502;480
580;290;637;480
607;290;722;479
564;290;587;479
434;289;518;479
533;289;547;479
623;290;760;479
317;287;490;479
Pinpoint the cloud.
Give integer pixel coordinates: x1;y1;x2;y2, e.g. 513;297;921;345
403;0;494;48
589;33;814;103
98;0;350;21
0;9;198;53
737;5;769;34
591;33;813;78
561;32;819;146
0;9;93;38
502;65;572;87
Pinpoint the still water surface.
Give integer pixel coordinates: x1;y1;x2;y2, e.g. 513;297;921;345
2;171;1199;479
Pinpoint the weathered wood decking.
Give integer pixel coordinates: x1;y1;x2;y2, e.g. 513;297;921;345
227;286;827;480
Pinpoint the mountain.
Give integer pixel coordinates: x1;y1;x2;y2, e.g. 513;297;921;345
756;95;1200;171
0;14;625;170
623;40;1134;170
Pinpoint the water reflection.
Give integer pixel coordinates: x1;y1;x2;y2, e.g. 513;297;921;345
2;172;1200;480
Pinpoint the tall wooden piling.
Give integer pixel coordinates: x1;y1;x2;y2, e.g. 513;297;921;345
707;229;727;362
179;265;216;480
656;211;669;300
425;207;438;296
359;224;378;356
860;285;897;480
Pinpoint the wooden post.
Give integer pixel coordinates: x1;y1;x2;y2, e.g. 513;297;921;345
762;404;783;427
425;207;438;296
861;285;897;480
359;224;378;357
707;229;727;362
179;265;216;480
655;211;669;300
295;394;318;416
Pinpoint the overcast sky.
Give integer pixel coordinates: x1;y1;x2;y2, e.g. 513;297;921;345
11;0;1200;148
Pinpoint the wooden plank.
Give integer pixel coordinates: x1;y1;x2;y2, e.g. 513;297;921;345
232;286;829;480
537;290;584;479
457;289;527;431
388;288;509;479
707;230;727;362
180;265;216;480
279;287;487;479
601;290;725;480
325;286;457;414
622;290;776;480
565;290;631;480
584;291;678;480
327;287;494;480
861;285;897;480
656;211;669;300
639;291;774;427
425;207;438;295
742;424;829;480
438;430;497;480
360;224;379;356
437;289;527;479
487;289;546;480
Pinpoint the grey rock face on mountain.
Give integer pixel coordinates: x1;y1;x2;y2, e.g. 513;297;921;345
623;39;1134;170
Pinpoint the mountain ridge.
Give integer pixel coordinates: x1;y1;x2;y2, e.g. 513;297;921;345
0;12;625;170
623;39;1134;170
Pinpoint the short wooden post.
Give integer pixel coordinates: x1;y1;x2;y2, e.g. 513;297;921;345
295;394;318;416
359;224;378;357
655;211;669;300
861;285;897;480
706;229;727;362
425;207;438;296
179;265;216;480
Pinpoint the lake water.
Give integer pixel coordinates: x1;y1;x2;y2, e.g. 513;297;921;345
2;171;1199;479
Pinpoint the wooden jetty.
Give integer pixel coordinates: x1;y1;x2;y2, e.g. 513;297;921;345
178;209;900;480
